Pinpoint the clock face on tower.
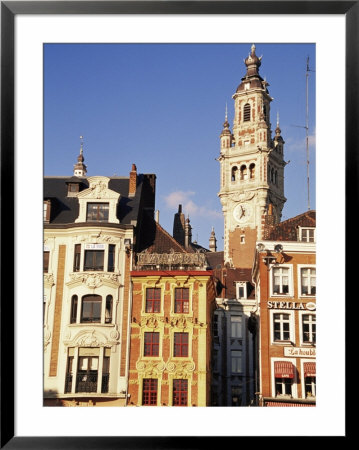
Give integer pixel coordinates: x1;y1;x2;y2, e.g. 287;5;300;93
233;203;252;224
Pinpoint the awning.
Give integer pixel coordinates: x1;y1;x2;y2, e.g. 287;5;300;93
304;362;316;377
266;402;315;407
274;361;294;378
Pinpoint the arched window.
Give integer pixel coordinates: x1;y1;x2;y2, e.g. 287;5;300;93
105;295;113;324
231;166;238;182
70;295;78;324
249;163;255;179
240;165;248;181
243;103;251;122
81;295;102;323
263;104;267;121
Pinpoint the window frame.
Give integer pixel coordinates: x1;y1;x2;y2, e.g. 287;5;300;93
142;378;158;406
143;331;160;357
301;359;316;399
270;264;293;297
230;315;242;339
231;350;242;374
243;103;251;122
270;309;295;344
298;226;316;243
73;243;115;273
173;332;189;358
172;379;188;406
80;295;102;324
174;287;190;314
145;287;161;313
271;358;297;398
297;264;316;297
299;311;316;345
86;202;110;223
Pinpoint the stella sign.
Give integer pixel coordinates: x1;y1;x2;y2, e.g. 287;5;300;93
267;301;316;311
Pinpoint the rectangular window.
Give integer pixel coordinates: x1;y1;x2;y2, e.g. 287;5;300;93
273;267;289;295
44;200;51;222
105;295;113;324
231;350;242;373
301;268;316;295
81;295;102;323
142;379;158;405
86;203;109;222
302;314;316;344
144;332;160;357
70;295;78;324
174;288;189;314
301;228;315;242
64;353;74;393
273;313;291;341
145;288;161;313
305;377;316;398
43;251;49;273
174;332;189;357
84;250;104;271
73;244;81;272
275;378;292;396
173;379;188;406
231;316;242;338
108;244;115;272
76;356;99;393
101;349;111;394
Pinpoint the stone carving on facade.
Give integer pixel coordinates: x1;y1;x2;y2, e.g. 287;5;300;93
229;191;256;204
43;327;51;351
165;361;195;377
64;328;119;349
67;272;121;288
136;360;165;374
136;249;207;269
44;273;55;288
74;231;120;244
140;315;165;329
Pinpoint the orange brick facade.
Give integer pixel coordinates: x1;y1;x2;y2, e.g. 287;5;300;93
127;271;215;407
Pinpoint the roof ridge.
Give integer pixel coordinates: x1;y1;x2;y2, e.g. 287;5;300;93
153;220;188;253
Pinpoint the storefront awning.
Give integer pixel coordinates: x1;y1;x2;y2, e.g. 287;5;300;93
304;362;316;377
274;361;294;378
265;401;315;407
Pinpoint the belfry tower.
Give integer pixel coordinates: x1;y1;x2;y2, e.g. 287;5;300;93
218;45;286;268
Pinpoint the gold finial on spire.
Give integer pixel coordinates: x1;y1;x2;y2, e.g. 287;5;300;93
80;135;84;155
225;103;228;121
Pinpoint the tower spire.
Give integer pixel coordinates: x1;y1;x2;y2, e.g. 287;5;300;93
73;135;87;177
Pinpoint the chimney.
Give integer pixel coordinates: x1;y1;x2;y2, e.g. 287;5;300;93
173;204;185;246
129;164;137;197
155;210;160;223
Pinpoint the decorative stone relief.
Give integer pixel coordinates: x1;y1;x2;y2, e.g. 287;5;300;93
44;327;51;351
64;328;118;348
44;273;55;288
74;232;121;245
67;272;121;288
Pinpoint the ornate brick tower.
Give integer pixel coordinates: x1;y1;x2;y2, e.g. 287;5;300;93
218;45;286;268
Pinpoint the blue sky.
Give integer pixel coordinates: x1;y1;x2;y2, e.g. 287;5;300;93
44;43;315;251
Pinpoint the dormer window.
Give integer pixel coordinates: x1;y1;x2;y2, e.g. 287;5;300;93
67;183;80;197
236;282;247;299
44;200;51;223
86;203;109;222
299;227;315;243
244;82;250;90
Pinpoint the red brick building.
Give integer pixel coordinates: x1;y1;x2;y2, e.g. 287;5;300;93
252;211;316;406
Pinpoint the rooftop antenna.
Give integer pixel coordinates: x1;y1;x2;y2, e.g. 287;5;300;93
291;56;314;211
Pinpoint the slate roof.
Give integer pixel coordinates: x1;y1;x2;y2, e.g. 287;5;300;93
264;210;316;241
44;173;155;227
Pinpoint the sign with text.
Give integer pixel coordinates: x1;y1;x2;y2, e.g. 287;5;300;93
284;347;316;358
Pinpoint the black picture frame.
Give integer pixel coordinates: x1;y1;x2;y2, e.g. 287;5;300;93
1;1;353;448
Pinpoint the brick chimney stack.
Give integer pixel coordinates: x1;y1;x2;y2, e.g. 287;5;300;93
129;164;137;197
